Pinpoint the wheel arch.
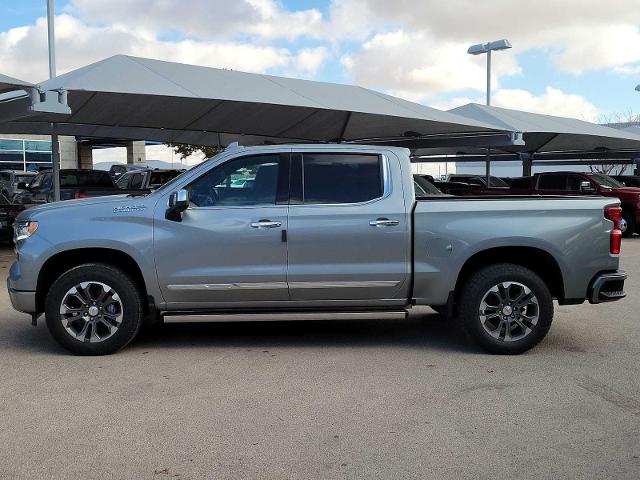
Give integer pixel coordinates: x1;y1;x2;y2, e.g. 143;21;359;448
36;248;150;315
454;246;565;304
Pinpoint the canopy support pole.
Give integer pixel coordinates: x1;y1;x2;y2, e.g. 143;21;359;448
521;153;533;176
47;0;61;201
485;148;491;185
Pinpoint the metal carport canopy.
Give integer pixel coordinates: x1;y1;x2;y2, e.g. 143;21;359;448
0;73;34;95
0;55;514;147
412;103;640;157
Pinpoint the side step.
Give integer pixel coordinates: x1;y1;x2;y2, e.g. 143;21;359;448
162;310;408;323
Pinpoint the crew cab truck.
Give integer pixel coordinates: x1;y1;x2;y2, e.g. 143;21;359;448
8;144;627;355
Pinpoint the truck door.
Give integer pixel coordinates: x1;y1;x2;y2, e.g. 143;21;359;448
153;153;290;308
286;151;410;304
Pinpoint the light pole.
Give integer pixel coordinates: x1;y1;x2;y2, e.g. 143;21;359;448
468;39;512;106
46;0;61;201
636;84;640;92
468;39;512;183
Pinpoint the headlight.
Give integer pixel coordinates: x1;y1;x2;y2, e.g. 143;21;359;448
14;221;38;241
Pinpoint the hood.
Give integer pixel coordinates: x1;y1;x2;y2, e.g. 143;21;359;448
16;194;152;221
609;187;640;198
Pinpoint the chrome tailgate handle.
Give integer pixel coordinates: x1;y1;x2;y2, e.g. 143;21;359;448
251;219;282;229
369;218;399;227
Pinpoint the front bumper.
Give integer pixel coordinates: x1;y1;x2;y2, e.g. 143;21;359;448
8;286;36;313
588;271;627;304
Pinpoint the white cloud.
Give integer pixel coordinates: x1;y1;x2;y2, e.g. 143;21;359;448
331;0;640;75
0;14;327;82
342;30;520;100
69;0;324;41
492;87;600;122
428;87;599;122
292;47;330;75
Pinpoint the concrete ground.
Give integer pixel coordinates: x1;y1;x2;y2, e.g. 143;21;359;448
0;240;639;480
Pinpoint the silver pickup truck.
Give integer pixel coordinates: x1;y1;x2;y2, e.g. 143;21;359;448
7;144;627;355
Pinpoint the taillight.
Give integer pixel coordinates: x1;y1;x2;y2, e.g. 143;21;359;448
611;229;622;255
604;205;623;254
75;191;87;199
604;206;622;229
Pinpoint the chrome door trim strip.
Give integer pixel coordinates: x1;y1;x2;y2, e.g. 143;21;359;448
288;280;400;289
167;282;288;291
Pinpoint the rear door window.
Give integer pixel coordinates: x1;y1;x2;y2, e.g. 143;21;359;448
299;153;383;204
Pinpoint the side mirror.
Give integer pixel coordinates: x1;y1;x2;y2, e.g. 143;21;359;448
17;182;28;190
165;189;190;221
580;181;595;193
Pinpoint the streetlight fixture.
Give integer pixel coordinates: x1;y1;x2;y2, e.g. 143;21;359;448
635;84;640;92
467;39;512;106
467;39;512;185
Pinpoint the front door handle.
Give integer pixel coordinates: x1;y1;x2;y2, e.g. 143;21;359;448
369;218;400;227
251;219;282;229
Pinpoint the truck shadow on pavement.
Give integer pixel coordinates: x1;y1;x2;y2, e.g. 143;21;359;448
132;311;475;354
8;310;476;355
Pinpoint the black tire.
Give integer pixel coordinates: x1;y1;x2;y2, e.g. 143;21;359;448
458;263;554;354
622;210;635;238
45;263;143;355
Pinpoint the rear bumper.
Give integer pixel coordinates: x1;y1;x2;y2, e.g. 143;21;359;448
588;271;627;304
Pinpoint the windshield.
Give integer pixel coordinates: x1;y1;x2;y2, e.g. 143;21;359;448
590;174;624;189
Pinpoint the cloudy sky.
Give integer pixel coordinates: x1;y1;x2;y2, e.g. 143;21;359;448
2;0;640;126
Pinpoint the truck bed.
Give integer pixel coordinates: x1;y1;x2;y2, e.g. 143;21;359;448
411;195;619;307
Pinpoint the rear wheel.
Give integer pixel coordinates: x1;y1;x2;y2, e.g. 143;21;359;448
45;264;143;355
458;263;553;354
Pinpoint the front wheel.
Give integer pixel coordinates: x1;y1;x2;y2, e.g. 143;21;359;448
458;263;554;354
45;264;143;355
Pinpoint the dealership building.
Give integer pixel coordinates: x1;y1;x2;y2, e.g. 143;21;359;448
0;134;147;172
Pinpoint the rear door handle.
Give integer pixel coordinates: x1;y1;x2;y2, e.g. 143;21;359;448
251;219;282;229
369;218;400;227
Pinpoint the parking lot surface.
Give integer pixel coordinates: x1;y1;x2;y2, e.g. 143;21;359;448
1;240;639;480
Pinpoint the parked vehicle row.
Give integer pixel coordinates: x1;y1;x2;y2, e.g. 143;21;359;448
416;171;640;237
115;168;184;191
8;144;626;356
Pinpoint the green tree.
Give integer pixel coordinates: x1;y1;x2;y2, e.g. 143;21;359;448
166;143;223;160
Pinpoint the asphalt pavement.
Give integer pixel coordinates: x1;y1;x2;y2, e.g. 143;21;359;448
0;239;639;479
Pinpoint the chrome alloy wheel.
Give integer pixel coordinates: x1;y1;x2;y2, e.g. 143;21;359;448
59;281;124;343
479;282;539;342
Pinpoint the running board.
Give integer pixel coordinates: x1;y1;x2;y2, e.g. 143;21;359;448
162;310;408;323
